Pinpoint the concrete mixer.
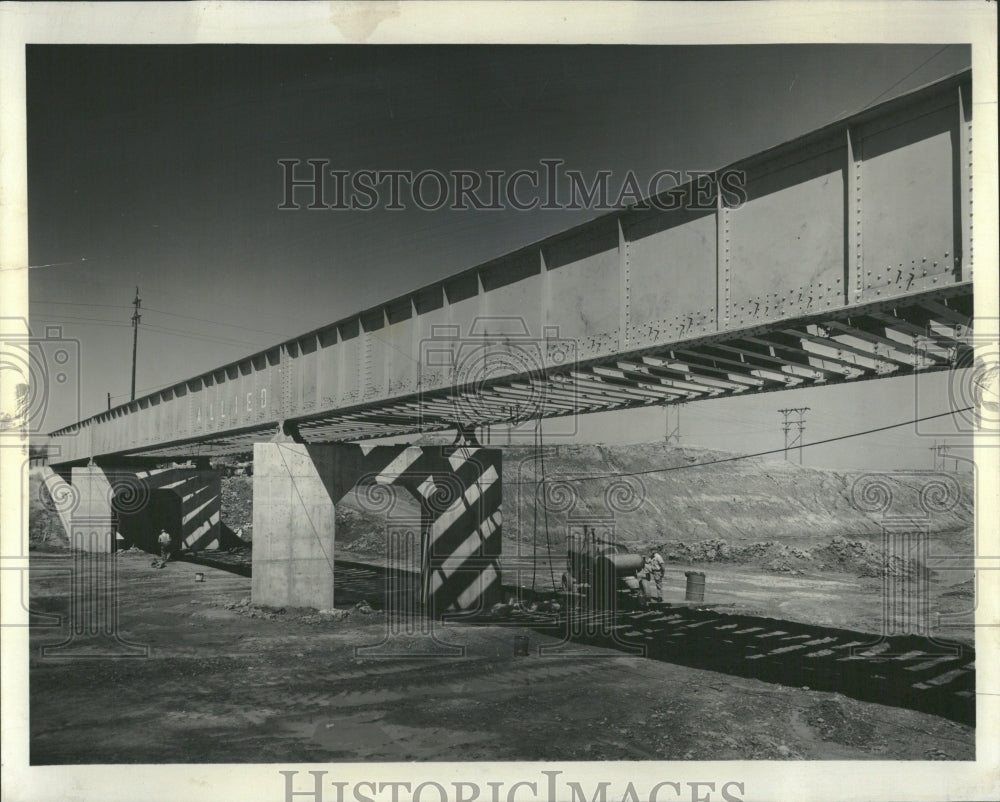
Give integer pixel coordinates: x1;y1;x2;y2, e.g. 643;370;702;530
560;531;656;611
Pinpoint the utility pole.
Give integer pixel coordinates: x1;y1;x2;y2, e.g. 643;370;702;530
664;403;684;445
779;407;809;463
107;392;111;410
930;440;941;470
779;409;792;461
795;409;808;465
130;286;141;402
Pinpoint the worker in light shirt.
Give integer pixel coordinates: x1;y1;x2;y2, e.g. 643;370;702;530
157;528;173;561
646;547;665;593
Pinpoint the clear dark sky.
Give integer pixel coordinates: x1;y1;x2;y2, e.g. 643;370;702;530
27;44;972;467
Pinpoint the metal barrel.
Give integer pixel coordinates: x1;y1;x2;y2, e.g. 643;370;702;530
684;571;706;602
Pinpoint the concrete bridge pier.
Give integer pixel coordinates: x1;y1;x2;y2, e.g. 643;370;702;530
69;465;117;553
251;442;503;617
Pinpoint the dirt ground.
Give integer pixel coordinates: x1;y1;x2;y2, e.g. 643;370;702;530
28;551;974;764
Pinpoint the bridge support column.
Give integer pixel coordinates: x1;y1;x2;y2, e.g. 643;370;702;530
251;443;337;609
69;466;115;553
250;442;503;616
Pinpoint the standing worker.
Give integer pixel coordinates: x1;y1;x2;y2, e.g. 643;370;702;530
157;528;173;563
647;547;665;593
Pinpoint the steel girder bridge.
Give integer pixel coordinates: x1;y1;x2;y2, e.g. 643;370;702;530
47;71;975;466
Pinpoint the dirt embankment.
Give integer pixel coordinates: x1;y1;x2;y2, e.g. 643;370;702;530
28;472;69;549
496;442;973;544
656;536;936;577
220;476;253;539
335;441;974;578
29;442;974;579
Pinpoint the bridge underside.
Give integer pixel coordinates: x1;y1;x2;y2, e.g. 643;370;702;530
113;283;970;459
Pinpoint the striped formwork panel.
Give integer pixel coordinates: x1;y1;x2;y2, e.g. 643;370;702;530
355;445;503;618
419;446;503;617
142;468;221;551
110;467;222;552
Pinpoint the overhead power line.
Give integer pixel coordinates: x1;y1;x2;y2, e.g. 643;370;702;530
29;310;131;325
839;45;954;119
508;407;973;485
30;312;271;349
26;257;93;270
141;324;270;349
31;300;288;339
142;306;288;337
30;300;131;310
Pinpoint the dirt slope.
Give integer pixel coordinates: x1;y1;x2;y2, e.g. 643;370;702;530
334;441;974;575
496;442;972;543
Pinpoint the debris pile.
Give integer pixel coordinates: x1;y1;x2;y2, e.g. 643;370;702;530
654;536;926;578
316;608;350;620
298;608;353;624
224;596;287;620
489;597;561;618
220;476;253;540
220;596;362;625
815;536;924;578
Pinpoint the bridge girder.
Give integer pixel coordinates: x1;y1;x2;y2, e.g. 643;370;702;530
45;71;977;464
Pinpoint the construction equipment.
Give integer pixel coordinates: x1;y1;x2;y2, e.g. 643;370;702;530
560;532;657;611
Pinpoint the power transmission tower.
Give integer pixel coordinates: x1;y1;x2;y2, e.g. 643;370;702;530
665;403;684;445
779;407;809;463
502;404;518;445
130;286;141;401
930;440;959;472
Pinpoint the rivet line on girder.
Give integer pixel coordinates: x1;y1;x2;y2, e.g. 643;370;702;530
723;205;730;326
854;138;863;304
624;239;630;345
968;119;973;274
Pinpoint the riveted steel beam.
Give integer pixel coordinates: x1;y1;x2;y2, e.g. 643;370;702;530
44;70;974;464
